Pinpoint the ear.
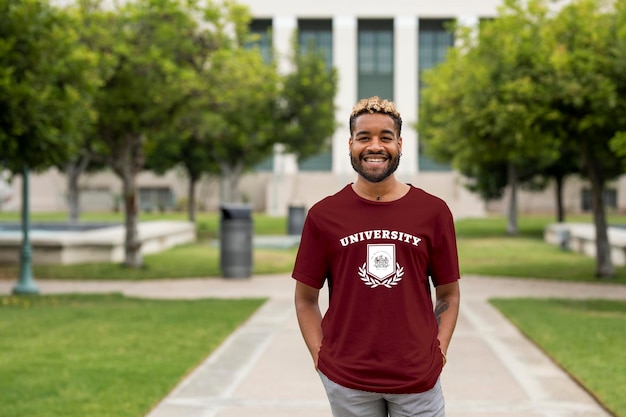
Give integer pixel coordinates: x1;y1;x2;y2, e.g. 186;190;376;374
398;136;403;151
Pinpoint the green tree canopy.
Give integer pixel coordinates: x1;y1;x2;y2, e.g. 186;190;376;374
143;0;248;220
147;8;339;209
541;0;626;277
0;0;99;172
204;47;281;202
80;0;201;267
418;0;626;277
419;0;561;234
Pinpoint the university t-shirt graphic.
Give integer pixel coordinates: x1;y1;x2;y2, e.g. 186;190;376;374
359;244;404;289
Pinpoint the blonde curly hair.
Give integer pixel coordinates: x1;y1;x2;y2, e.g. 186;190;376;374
349;96;402;136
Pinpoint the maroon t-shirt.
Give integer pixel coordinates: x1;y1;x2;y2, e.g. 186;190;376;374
292;184;460;394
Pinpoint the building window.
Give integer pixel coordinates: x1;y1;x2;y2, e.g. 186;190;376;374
418;19;454;172
298;19;333;69
248;19;273;63
581;188;618;212
358;19;393;100
418;19;454;95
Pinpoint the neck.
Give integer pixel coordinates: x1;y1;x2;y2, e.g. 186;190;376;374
352;178;406;202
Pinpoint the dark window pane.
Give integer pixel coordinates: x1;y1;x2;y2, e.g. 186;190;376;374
298;19;333;69
358;19;393;100
248;19;273;63
418;19;454;172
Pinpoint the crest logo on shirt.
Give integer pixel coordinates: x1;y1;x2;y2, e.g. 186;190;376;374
359;244;404;289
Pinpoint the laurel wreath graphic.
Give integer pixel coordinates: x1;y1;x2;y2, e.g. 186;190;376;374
359;262;404;289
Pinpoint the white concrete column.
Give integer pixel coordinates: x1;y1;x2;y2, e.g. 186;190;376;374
272;16;297;73
394;15;418;178
332;16;357;176
268;17;299;216
272;19;298;175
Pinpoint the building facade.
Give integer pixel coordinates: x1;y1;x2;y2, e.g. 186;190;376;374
244;0;499;219
3;0;625;219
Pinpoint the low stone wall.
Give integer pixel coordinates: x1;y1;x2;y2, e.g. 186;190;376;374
0;221;196;265
544;223;626;266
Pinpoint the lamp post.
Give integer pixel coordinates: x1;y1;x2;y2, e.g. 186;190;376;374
13;165;39;295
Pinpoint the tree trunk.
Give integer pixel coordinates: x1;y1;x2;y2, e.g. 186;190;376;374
110;135;144;268
66;162;81;224
187;175;197;223
554;174;566;223
219;161;244;203
584;154;614;278
506;161;518;236
65;156;90;224
122;170;142;267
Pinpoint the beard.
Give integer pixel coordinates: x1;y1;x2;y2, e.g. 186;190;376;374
350;151;400;183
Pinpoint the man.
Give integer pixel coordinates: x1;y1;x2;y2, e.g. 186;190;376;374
293;96;461;417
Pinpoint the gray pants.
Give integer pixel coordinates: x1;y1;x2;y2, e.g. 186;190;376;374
319;372;445;417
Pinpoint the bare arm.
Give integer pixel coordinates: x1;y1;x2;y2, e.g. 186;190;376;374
294;281;323;369
435;280;460;359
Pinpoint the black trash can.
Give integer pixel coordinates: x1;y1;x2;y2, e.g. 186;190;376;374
219;203;253;278
287;205;306;236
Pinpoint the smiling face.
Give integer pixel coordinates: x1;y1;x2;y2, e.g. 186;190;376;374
349;112;402;183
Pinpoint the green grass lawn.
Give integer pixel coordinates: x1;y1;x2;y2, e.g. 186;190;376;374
1;211;625;282
458;235;626;282
0;293;265;417
490;298;626;417
454;214;626;283
0;211;297;280
0;244;298;281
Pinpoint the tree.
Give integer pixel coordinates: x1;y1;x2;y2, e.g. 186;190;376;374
148;5;339;213
0;0;99;292
419;0;626;278
146;122;221;222
85;0;199;267
146;107;222;222
205;47;281;203
541;142;581;222
146;0;269;219
57;1;115;224
418;0;560;235
543;0;626;277
0;0;98;172
61;141;109;224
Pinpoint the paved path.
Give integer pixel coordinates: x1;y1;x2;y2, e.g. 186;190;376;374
2;274;625;417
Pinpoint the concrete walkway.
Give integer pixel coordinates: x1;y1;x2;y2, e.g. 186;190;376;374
2;274;625;417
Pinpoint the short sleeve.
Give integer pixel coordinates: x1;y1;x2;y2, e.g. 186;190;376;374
292;211;329;289
429;208;460;286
